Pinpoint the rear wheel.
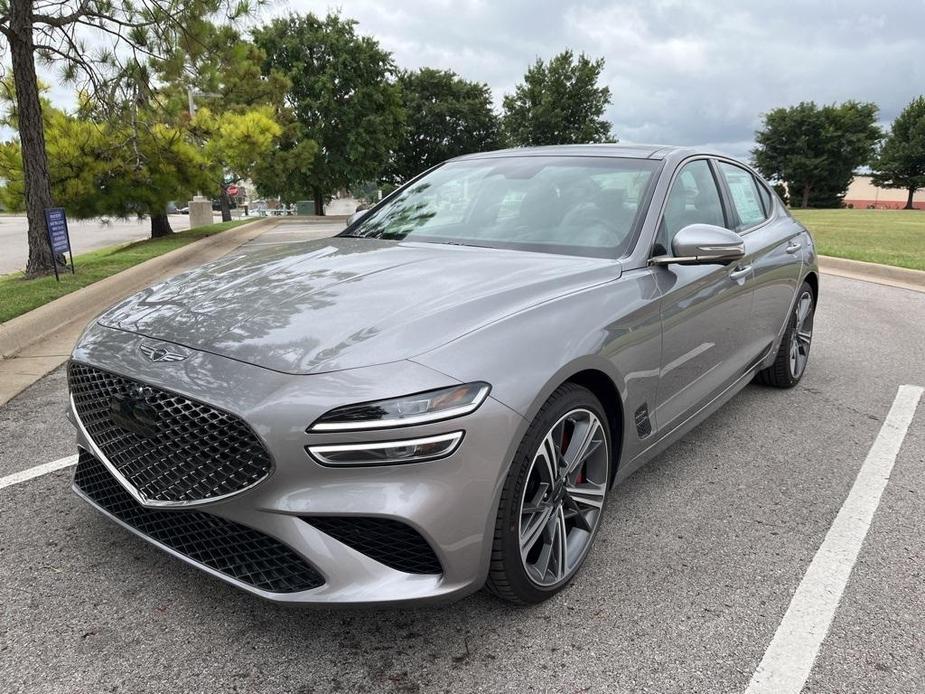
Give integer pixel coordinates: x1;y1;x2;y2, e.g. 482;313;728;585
486;384;611;604
756;281;815;388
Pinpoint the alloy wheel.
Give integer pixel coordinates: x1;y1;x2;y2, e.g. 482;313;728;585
789;290;814;379
517;408;609;587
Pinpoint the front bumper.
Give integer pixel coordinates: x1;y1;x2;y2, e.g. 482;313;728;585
69;323;527;606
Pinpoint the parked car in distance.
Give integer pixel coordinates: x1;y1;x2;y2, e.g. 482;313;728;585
67;144;817;606
211;198;236;211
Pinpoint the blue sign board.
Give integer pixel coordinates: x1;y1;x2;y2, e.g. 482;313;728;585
44;207;75;280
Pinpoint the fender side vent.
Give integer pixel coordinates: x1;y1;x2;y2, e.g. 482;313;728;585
634;404;652;438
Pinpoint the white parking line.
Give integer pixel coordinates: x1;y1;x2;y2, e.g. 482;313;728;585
0;454;78;491
745;384;924;694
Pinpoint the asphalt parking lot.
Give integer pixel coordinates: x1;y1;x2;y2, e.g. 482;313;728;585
1;259;922;692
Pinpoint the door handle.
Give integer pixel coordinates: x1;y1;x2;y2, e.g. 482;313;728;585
785;241;802;254
729;264;752;280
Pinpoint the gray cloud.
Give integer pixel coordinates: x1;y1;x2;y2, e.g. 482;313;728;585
281;0;925;159
20;1;924;161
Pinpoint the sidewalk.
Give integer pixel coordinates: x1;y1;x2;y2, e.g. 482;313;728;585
0;217;343;406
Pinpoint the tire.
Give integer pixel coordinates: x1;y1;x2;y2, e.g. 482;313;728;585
485;384;612;604
755;280;815;388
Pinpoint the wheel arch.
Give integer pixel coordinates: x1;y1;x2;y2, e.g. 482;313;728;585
769;269;820;358
561;368;624;488
803;270;819;302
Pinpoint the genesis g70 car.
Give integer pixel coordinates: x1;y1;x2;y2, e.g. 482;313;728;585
68;145;817;605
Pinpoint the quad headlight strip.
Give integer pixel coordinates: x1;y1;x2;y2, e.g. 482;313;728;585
307;431;464;467
305;382;489;466
308;382;491;432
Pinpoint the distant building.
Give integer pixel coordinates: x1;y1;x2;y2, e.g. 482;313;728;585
843;175;925;209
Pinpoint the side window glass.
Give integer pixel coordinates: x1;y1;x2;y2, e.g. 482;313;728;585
755;177;773;216
718;162;767;230
655;160;724;255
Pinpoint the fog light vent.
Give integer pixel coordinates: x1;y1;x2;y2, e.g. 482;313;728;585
304;516;442;574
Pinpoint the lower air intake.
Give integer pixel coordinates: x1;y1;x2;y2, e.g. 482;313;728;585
304;516;442;574
74;450;324;593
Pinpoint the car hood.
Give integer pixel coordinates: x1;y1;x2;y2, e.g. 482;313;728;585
97;237;620;374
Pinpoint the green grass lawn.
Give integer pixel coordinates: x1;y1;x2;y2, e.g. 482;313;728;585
0;220;248;324
790;208;925;271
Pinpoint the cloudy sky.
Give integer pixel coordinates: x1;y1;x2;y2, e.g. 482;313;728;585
279;0;925;159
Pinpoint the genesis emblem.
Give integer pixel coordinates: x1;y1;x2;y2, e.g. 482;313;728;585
139;341;190;363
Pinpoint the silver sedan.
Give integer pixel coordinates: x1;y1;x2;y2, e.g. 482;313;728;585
67;144;817;605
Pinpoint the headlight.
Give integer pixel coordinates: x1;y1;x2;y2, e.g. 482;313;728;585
307;431;464;466
308;382;490;431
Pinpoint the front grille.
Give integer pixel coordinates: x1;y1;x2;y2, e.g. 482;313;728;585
305;516;442;574
74;450;324;593
68;361;272;503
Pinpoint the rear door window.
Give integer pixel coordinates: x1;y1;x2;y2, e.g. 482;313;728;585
717;162;767;230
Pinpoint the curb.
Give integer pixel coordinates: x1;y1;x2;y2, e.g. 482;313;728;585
0;217;279;360
818;255;925;294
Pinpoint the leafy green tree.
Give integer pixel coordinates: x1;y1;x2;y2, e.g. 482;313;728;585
152;26;288;221
0;0;251;276
385;68;501;184
0;99;211;237
166;25;291;115
0;94;110;216
502;50;614;147
99;124;213;237
872;96;925;209
0;80;208;236
252;120;319;205
253;12;403;214
100;72;217;236
153;23;289;126
753;101;881;208
193;106;282;220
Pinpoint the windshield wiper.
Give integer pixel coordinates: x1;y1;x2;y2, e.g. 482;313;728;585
433;240;489;249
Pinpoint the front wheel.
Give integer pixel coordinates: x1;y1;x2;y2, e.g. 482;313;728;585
755;280;815;388
485;384;611;604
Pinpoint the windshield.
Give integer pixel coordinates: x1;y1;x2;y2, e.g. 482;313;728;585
341;156;660;258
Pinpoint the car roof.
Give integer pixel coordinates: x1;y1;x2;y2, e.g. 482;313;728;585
451;143;716;162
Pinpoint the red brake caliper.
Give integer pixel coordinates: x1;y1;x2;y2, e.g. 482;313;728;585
562;425;585;484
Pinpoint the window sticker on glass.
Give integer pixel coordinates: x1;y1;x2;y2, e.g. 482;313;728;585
719;162;765;229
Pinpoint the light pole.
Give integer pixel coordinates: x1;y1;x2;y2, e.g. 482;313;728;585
186;87;221;227
187;87;219;117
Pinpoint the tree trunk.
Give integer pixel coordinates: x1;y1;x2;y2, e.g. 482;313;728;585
8;0;56;277
905;187;915;210
220;186;232;222
314;190;325;216
801;183;811;209
150;213;173;238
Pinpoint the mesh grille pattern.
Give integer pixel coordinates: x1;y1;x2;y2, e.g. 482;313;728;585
68;361;272;503
305;516;442;574
74;450;324;593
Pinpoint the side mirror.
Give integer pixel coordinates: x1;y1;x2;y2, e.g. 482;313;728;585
650;224;745;266
346;208;369;227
